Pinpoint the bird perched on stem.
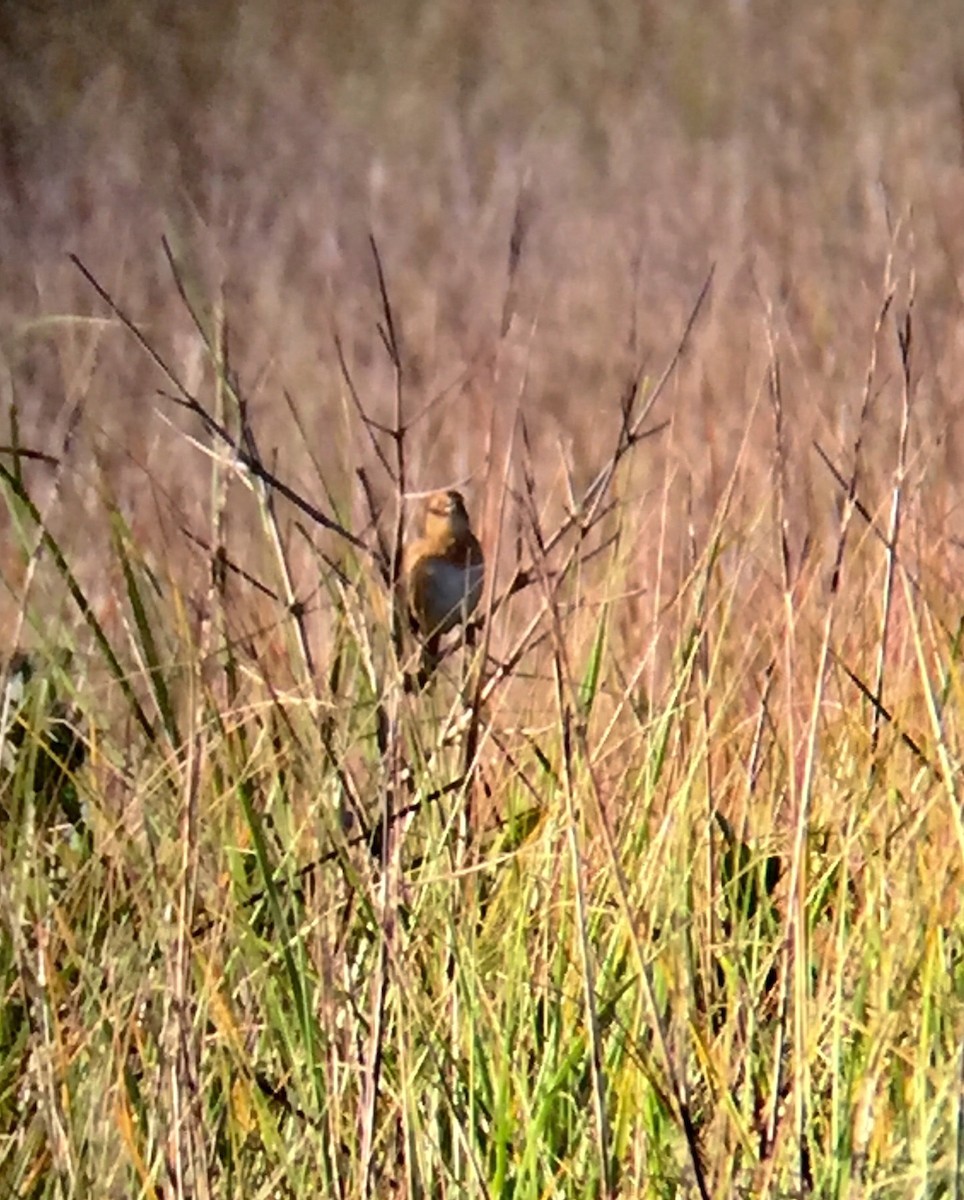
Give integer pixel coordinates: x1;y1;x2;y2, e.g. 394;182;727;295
403;490;484;685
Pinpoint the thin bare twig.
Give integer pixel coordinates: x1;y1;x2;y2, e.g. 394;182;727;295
871;288;915;758
70;253;378;568
464;264;714;634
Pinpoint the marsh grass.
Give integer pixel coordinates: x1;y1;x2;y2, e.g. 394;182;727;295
2;2;964;1197
1;244;962;1198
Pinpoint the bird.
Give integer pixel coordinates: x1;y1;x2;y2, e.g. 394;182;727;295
402;490;484;684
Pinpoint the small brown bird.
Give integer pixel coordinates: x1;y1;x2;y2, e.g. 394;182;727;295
403;490;484;682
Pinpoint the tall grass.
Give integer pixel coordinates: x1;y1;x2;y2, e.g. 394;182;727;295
2;2;964;1197
2;247;962;1197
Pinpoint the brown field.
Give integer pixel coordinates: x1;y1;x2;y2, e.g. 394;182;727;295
1;3;963;1197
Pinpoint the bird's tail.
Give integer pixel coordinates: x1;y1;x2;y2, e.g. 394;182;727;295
416;634;441;690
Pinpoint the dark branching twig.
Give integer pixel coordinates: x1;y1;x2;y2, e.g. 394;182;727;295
458;264;714;647
70;253;379;573
871;293;915;758
828;644;936;778
178;524;282;601
190;772;470;939
812;440;930;613
0;446;61;468
827;290;894;596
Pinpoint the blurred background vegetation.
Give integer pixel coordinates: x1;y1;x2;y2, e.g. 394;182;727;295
1;0;964;623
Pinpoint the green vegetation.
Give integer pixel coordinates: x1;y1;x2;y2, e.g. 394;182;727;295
1;2;963;1197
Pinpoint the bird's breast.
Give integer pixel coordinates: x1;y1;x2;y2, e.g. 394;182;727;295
417;557;484;633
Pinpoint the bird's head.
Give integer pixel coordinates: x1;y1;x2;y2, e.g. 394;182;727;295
422;490;471;544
